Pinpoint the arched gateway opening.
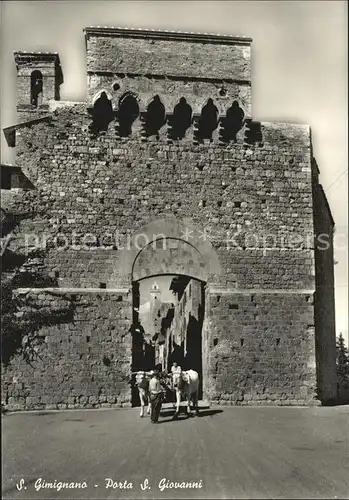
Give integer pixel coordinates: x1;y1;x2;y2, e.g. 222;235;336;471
131;274;205;406
127;219;221;408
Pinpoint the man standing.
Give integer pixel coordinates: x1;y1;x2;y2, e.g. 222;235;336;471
148;370;166;423
170;362;182;389
169;362;183;407
171;362;182;376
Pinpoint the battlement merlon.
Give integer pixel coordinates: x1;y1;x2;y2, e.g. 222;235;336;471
84;26;252;88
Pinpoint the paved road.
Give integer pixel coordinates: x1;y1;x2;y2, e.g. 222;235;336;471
2;404;348;499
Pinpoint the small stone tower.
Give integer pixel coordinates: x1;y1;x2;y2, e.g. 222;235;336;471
149;282;162;336
14;52;63;122
150;281;160;302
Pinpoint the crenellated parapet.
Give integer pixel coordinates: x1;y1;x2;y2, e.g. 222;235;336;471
87;90;254;144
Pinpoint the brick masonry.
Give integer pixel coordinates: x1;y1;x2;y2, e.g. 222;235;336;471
1;27;336;410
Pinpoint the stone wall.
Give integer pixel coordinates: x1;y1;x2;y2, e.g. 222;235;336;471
312;162;337;404
204;290;317;405
1;102;319;409
133;239;208;282
1;289;132;410
11;108;315;291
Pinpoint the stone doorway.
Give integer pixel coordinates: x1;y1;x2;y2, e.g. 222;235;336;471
127;222;221;407
131;274;205;406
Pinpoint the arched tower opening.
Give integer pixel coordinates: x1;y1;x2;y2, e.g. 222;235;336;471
30;70;43;107
220;100;245;143
130;234;213;406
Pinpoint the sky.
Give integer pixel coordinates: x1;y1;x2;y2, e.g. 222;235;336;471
0;0;347;342
138;276;175;332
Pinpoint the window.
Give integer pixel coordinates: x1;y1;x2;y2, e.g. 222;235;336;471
89;92;114;134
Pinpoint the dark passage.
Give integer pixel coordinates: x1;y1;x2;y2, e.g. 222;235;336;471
30;70;43;107
131;275;205;406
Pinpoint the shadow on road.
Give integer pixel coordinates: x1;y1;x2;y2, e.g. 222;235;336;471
157;408;223;424
29;412;53;416
196;409;223;418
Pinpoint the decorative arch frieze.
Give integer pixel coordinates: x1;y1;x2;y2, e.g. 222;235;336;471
86;90;257;144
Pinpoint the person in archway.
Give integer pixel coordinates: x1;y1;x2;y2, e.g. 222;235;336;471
148;369;167;423
170;362;182;393
154;363;172;398
171;361;182;376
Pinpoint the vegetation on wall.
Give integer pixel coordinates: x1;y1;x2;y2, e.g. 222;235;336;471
1;208;75;365
336;333;349;404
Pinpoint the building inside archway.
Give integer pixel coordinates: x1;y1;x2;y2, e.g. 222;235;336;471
135;275;204;382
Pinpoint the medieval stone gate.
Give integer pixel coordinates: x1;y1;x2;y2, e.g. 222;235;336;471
130;220;215;404
1;27;337;410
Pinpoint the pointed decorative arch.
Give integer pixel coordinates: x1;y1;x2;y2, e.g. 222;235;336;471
169;97;192;140
128;217;221;283
196;98;219;141
144;95;166;137
220;100;245;143
89;91;114;134
91;89;113;107
118;92;140;137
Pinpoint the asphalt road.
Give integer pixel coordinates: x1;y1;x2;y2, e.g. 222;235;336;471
2;404;348;500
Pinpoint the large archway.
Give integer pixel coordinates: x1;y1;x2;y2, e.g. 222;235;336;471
130;234;214;406
124;218;222;407
131;274;205;406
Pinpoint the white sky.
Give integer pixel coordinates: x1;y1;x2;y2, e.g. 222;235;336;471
1;0;347;342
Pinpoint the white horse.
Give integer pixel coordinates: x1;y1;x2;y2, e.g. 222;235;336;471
134;371;151;418
172;369;200;418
